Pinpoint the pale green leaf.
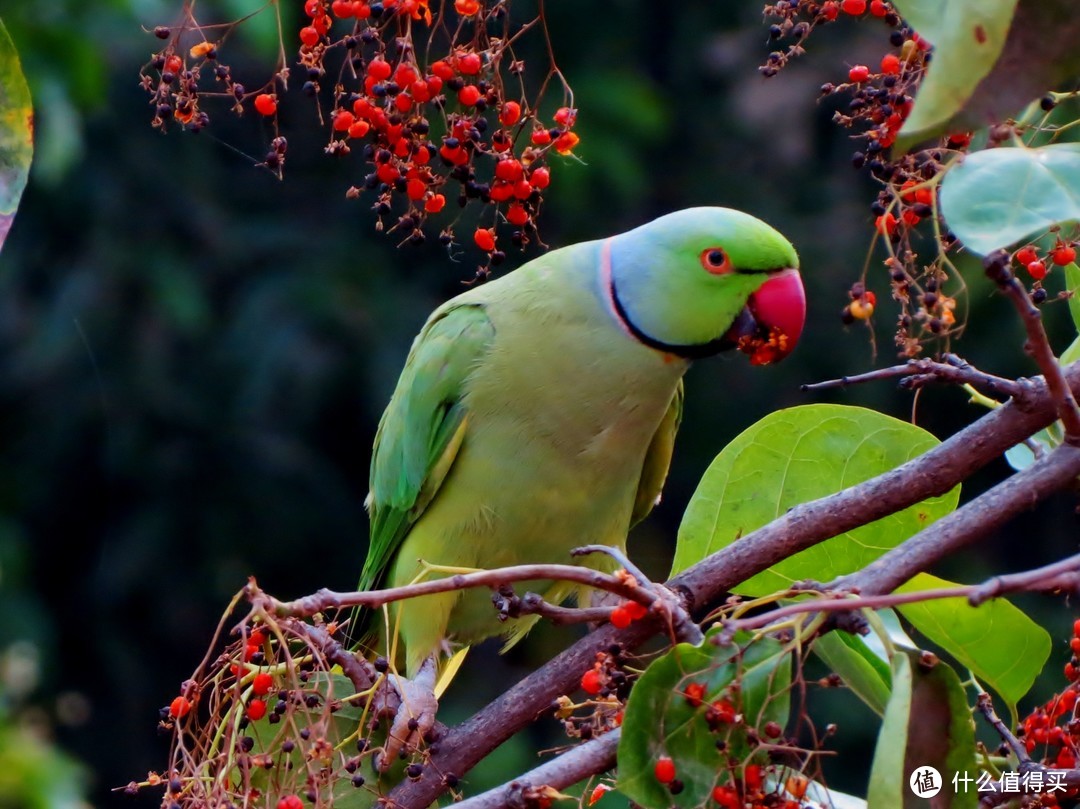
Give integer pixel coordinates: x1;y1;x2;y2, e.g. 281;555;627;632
673;404;959;592
891;0;1018;147
896;573;1051;709
940;144;1080;256
1066;262;1080;336
812;630;892;716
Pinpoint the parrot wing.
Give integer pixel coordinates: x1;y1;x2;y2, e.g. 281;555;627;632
630;378;684;527
359;303;496;594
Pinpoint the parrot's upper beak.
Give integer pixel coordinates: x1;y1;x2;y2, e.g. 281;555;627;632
722;269;806;366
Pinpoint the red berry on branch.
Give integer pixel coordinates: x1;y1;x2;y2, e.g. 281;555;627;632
278;797;305;809
848;65;870;83
367;57;392;81
1015;246;1039;267
869;0;888;16
1051;245;1076;266
304;0;322;16
580;668;603;695
499;101;522;127
299;26;320;48
247;698;268;721
331;0;354;16
348;120;370;139
875;212;898;236
840;0;867;15
252;672;273;696
458;85;481;106
333;110;355;131
529;166;551;189
609;605;632;629
506;203;529;226
431;60;456;80
474;228;496;252
424;193;446;213
530;129;552;146
495;159;524;183
820;0;839;20
880;54;901;75
684;681;706;707
457;52;482;76
169;696;192;718
1027;260;1048;281
554;106;577;127
653;756;676;784
254;94;277;117
406;178;427;200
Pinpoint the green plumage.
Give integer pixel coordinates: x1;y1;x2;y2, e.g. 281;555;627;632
359;208;800;675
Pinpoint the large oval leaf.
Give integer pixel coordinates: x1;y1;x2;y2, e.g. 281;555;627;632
940;143;1080;256
672;404;959;591
0;18;32;255
867;651;977;809
891;0;1017;146
617;630;791;809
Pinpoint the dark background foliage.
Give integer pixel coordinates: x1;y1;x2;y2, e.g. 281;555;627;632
0;1;1076;805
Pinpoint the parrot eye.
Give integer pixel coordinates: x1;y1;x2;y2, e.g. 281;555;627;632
700;247;732;275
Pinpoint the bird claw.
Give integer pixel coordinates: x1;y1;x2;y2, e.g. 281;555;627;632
376;656;439;771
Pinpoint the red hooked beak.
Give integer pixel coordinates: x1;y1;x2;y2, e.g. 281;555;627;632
723;269;806;366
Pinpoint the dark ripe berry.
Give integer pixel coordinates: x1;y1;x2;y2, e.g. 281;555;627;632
345;35;357;48
491;250;506;266
161;71;175;84
303;81;316;96
820;83;835;95
1032;288;1047;304
841;306;855;325
889;30;904;46
409;231;425;246
300;728;311;740
169;778;183;794
352;775;366;788
870;200;887;216
406;763;423;779
268;713;280;724
852;152;866;169
669;779;684;795
1041;94;1057;111
374;656;389;672
923;292;938;307
364;174;379;189
793;21;809;38
445;774;460;788
240;736;255;752
155;26;171;38
765;721;783;738
769;24;782;39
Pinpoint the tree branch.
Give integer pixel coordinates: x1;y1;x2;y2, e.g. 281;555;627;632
388;364;1080;809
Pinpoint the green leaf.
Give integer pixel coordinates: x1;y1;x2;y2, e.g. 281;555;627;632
617;630;791;809
673;404;959;592
891;0;1018;148
1066;262;1080;336
867;651;977;809
939;144;1080;256
812;630;892;716
1062;336;1080;368
896;573;1051;710
0;18;33;255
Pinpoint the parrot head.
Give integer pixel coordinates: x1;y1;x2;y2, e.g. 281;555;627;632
606;207;805;365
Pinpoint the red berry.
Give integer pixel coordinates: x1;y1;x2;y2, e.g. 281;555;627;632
299;25;320;47
431;60;455;80
254;94;277;117
529;166;551;189
333;110;355;132
424;193;446;214
848;65;869;83
406;178;427;200
1066;662;1078;681
554;131;580;154
367;57;392;81
820;0;839;20
587;784;611;806
1027;260;1048;281
414;145;431;165
410;79;432;103
869;0;887;16
710;698;737;723
474;228;496;252
458;85;481;106
1073;618;1080;638
248;630;267;646
331;0;354;16
169;696;192;718
1052;245;1076;266
624;600;648;620
580;668;603;695
1015;246;1039;267
712;786;739;809
840;0;866;14
512;179;533;200
947;132;972;149
455;0;481;15
278;797;305;809
901;209;921;227
554;106;577;127
499;101;522;127
457;52;482;75
247;698;268;721
489;182;514;202
348;120;371;139
376;163;400;185
684;681;706;707
304;0;322;15
164;54;183;74
395;94;413;113
744;764;764;791
653;756;676;784
506;203;529;227
875;212;898;236
530;128;552;146
252;672;273;696
394;64;418;87
880;53;901;75
609;605;632;629
495;159;524;183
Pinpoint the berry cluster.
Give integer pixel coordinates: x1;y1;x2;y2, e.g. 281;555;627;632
141;0;578;274
1013;619;1080;805
1013;240;1077;303
128;612;432;809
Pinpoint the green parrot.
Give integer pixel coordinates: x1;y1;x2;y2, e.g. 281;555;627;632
358;206;804;678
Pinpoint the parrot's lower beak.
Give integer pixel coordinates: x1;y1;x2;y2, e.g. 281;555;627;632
722;269;806;366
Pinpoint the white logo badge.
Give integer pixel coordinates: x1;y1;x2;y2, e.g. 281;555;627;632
910;766;942;798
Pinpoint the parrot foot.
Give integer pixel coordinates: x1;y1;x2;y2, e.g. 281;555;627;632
376;656;439;771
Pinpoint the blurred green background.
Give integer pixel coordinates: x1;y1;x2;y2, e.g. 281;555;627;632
0;1;1078;806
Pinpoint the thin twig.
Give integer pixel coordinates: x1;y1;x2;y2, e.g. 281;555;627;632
802;355;1025;399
